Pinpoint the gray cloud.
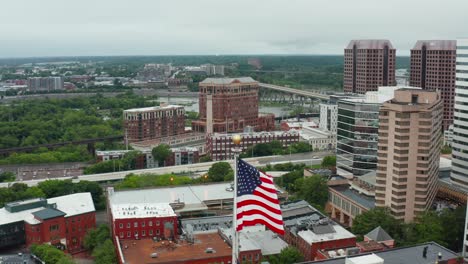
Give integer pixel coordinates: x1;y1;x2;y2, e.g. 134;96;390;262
0;0;466;57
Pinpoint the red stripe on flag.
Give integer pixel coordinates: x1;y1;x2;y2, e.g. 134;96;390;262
236;209;284;225
237;199;282;215
252;189;279;204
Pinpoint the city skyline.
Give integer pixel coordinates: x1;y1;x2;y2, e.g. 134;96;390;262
0;0;467;58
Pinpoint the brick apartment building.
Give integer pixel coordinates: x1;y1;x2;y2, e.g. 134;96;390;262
410;40;456;130
192;77;275;133
0;193;95;254
375;89;443;222
281;201;356;261
206;130;300;161
344;40;396;94
123;104;186;143
107;187;179;242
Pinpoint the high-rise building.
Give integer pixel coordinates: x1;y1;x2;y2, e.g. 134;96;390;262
123;104;186;143
451;39;468;187
319;103;338;134
192;77;274;133
27;77;64;92
344;40;396;94
410;40;456;130
336;87;401;178
375;89;443;222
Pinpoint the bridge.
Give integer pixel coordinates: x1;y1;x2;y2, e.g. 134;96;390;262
258;83;331;105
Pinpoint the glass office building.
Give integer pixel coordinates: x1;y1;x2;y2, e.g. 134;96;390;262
336;98;380;177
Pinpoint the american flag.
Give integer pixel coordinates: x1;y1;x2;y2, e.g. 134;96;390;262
236;159;284;235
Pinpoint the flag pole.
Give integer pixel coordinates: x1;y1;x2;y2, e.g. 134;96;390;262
232;134;242;264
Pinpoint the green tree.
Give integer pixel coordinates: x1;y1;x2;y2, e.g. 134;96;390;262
207;162;233;182
37;180;75;198
84;224;111;251
92;239;117;264
295;175;328;210
321;155;336;168
288;142;311;154
199;156;212;162
30;244;75;264
269;246;304;264
441;144;452;154
121;150;142;170
152;144;171;167
439;206;466;252
0;171;15;182
352;207;403;240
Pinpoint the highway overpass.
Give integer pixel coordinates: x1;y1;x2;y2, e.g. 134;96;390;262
0;151;332;187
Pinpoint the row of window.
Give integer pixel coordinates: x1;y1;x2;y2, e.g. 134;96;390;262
118;220;173;229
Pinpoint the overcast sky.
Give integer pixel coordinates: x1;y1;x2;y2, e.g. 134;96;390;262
0;0;466;57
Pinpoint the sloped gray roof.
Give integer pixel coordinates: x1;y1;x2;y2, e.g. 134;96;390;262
346;39;394;49
365;226;393;242
412;40;456;51
32;208;66;220
199;77;257;85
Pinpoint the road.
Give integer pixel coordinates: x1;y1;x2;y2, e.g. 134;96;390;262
0;151;332;187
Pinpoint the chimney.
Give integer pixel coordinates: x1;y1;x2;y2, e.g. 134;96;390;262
206;94;213;135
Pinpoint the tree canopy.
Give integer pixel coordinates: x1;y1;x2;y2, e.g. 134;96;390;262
84;225;117;264
268;246;304;264
30;244;75;264
152;144;172;166
207;162;234;182
321;156;336;168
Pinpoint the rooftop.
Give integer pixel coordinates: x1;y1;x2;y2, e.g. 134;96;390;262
298;242;459;264
365;226;393;242
199;77;257;85
111;203;176;220
211;130;299;139
119;233;232;264
298;222;356;244
346;39;394;50
219;226;288;255
124;105;183;113
412;40;456;51
0;193;95;225
330;185;376;210
32;208;66;220
108;183;235;214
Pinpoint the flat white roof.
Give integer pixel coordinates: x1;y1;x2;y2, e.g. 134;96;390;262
0;193;95;225
111;203;176;219
298;223;355;244
345;253;384;264
124;105;183;113
108;183;234;213
220;226;289;255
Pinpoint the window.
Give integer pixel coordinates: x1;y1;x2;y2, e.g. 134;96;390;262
156;221;160;226
127;232;131;238
142;230;146;236
142;222;145;227
127;223;130;228
149;221;153;227
119;223;123;228
156;230;160;235
134;222;138;228
134;231;138;237
120;232;124;238
50;224;59;232
149;230;153;236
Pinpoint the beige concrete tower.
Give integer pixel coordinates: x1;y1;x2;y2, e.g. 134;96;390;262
375;89;443;222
